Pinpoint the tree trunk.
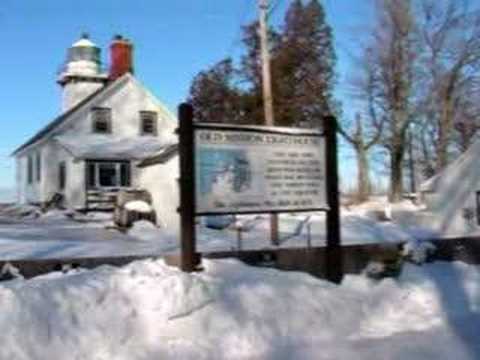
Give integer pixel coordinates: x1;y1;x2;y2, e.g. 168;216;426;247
390;144;404;202
437;92;455;170
356;145;371;203
408;129;416;193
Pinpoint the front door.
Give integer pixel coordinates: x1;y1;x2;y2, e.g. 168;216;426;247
86;160;131;189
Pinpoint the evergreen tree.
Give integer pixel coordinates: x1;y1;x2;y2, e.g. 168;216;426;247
188;58;245;123
188;0;337;128
272;0;304;126
275;0;337;127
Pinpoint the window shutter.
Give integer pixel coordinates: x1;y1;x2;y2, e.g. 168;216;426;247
27;156;33;184
87;162;96;188
36;152;41;182
120;162;131;186
59;162;66;190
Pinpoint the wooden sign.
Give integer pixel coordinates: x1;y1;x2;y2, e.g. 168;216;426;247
194;123;327;215
177;103;342;283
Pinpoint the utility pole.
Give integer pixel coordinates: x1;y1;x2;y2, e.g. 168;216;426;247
259;0;275;127
258;0;279;246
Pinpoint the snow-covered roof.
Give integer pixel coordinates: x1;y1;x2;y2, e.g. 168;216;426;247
11;75;127;156
419;173;441;193
419;138;480;193
72;38;96;48
54;135;172;160
12;75;122;155
12;73;177;157
137;144;178;167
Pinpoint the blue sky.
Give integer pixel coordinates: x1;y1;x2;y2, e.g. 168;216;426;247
0;0;373;190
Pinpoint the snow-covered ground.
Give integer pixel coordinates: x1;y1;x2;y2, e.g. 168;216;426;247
0;258;478;359
0;198;439;260
0;209;175;260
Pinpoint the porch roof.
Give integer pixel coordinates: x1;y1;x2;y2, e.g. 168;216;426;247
54;135;174;161
137;144;178;167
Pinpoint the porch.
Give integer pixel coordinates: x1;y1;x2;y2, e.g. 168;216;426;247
84;160;133;211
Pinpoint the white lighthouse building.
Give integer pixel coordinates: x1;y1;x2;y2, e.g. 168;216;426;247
57;34;108;111
12;34;179;227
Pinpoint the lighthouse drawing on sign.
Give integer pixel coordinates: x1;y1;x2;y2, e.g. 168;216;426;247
198;149;252;208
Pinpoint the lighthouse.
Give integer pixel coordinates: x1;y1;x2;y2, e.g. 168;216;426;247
13;33;178;229
57;33;108;111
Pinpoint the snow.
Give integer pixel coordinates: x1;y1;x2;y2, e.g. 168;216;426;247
0;258;478;359
72;37;96;47
124;200;152;213
343;196;423;219
0;201;432;260
54;135;174;160
1;262;23;280
403;240;437;264
128;220;178;249
0;196;471;261
0;210;155;260
0;203;41;219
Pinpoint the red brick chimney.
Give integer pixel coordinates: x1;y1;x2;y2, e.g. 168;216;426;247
109;35;134;81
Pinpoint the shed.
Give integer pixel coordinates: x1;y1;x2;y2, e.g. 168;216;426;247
420;139;480;234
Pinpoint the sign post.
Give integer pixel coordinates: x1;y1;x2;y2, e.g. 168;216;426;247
325;116;343;283
178;103;198;272
176;102;342;282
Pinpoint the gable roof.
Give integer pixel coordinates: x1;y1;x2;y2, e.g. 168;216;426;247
420;138;480;193
11;75;127;156
420;172;442;193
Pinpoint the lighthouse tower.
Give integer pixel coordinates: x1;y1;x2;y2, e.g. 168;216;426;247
57;33;108;112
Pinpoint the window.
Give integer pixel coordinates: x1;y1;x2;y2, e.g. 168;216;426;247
140;111;158;135
59;162;66;190
86;161;131;188
27;155;33;184
92;108;112;134
36;152;41;182
98;163;117;187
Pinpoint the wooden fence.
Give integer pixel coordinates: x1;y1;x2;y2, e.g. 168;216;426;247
2;237;477;281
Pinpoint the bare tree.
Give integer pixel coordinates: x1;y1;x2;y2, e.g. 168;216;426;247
454;78;480;152
339;47;384;202
418;0;480;170
339;113;382;202
364;0;417;201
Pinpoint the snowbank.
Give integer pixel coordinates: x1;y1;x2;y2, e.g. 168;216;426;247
0;259;479;359
125;200;152;213
342;196;423;220
0;204;41;219
38;209;71;221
